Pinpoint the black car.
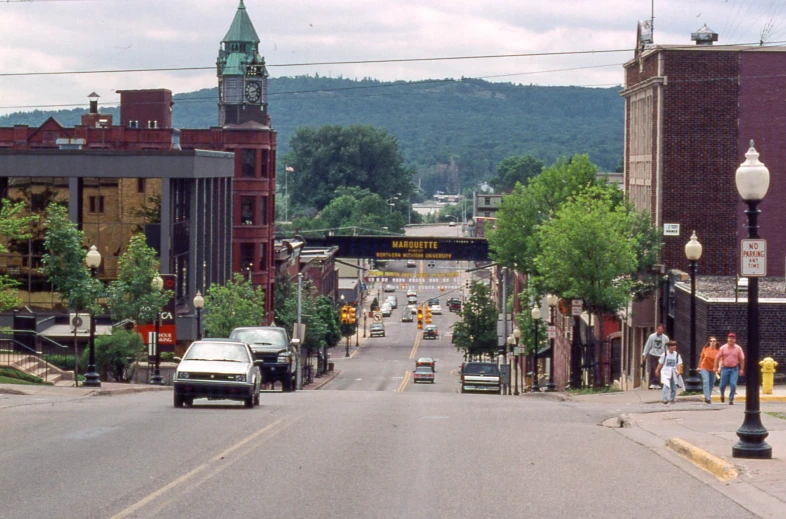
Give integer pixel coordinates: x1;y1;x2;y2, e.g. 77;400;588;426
229;326;299;392
427;297;439;306
423;324;438;339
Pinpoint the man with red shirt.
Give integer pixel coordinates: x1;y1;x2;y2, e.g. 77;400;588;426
714;332;745;405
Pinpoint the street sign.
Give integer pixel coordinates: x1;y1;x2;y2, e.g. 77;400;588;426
571;299;583;316
663;223;680;236
741;239;767;276
373;311;383;322
548;325;557;339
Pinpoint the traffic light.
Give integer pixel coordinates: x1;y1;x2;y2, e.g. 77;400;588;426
417;307;423;329
465;279;470;289
425;307;433;324
341;305;349;324
349;307;357;324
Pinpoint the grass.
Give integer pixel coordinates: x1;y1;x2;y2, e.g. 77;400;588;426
0;375;40;385
766;412;786;421
0;367;46;385
567;386;622;395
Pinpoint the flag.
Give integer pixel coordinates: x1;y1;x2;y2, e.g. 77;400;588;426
285;166;294;172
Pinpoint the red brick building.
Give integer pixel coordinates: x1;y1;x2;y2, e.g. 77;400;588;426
0;0;277;322
619;23;786;387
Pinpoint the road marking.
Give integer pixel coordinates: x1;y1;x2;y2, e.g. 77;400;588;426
111;415;302;519
408;332;421;360
397;370;411;392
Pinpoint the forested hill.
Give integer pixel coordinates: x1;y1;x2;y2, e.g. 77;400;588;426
0;75;624;185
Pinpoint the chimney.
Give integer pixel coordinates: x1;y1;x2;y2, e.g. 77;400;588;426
88;92;100;114
691;24;718;46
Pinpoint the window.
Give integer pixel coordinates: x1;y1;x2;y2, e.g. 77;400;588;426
259;242;267;270
484;197;491;206
239;243;255;274
137;178;146;193
259;196;267;225
240;196;255;225
261;149;270;178
89;196;105;213
242;149;256;178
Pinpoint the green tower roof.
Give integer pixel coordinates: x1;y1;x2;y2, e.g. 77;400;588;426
223;0;260;44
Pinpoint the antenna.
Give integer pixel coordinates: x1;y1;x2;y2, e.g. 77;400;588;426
651;0;655;35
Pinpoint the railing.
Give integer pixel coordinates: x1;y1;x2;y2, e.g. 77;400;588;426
0;330;73;384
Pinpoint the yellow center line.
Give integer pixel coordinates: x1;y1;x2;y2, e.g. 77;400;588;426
409;331;421;360
111;415;301;518
397;369;411;392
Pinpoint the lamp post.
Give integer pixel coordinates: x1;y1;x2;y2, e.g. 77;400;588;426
732;141;772;459
546;294;559;392
193;291;204;341
513;327;522;394
507;334;516;395
684;231;703;393
531;306;542;392
150;273;164;385
387;195;399;214
83;245;102;387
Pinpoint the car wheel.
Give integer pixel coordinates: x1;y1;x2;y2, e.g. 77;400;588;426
183;397;194;407
244;395;254;408
460;387;466;394
253;392;260;406
282;376;292;392
174;393;184;408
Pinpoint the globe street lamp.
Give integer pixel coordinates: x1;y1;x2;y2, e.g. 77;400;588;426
684;231;703;393
193;291;204;341
83;245;102;387
531;306;542;392
150;273;164;385
733;141;772;459
546;294;559;392
507;334;517;395
514;326;522;395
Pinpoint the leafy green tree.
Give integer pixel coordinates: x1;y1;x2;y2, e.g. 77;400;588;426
40;204;103;313
489;155;544;193
285;124;414;212
105;234;172;325
203;273;266;337
292;187;406;235
274;272;298;332
452;281;499;359
0;200;36;312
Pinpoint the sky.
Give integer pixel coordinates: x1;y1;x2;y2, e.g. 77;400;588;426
1;0;785;116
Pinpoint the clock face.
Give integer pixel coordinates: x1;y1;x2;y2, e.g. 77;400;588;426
245;82;261;103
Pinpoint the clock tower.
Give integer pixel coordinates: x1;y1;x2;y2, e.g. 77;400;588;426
217;0;269;127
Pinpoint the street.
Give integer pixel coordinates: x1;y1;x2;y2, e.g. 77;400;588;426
0;251;761;518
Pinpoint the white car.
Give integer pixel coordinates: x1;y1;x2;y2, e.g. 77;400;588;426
406;289;417;298
431;304;442;315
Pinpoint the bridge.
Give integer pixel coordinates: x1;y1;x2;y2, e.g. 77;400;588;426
299;235;490;262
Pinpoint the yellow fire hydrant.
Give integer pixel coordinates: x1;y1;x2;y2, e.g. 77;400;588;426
760;357;778;395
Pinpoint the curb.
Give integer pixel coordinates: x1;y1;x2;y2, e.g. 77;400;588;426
91;386;172;397
524;391;570;402
711;395;786;403
666;437;739;481
303;370;341;390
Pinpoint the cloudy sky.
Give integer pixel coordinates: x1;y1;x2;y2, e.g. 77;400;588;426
1;0;785;115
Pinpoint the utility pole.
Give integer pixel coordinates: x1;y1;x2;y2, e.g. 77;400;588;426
296;273;303;390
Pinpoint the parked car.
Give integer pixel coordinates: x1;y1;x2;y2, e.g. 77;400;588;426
401;312;413;323
385;295;398;309
406;260;417;268
460;362;501;394
423;324;438;339
370;323;386;337
229;326;299;392
413;366;435;384
173;339;261;408
416;357;436;372
430;304;442;315
384;284;396;292
381;304;393;317
448;297;462;312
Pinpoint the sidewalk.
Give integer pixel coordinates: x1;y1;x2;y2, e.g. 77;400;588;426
570;386;786;518
0;381;171;397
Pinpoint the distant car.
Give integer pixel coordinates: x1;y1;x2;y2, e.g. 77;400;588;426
381;304;392;317
416;357;436;372
427;297;439;306
406;260;417;268
406;304;418;315
401;312;413;323
461;362;501;394
448;297;462;312
407;296;418;305
385;296;398;309
173;340;262;408
406;289;417;298
384;284;396;292
370;323;386;337
413;366;435;384
423;324;438;339
449;221;456;227
430;304;442;315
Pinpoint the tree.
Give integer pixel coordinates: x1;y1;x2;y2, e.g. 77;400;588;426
285;124;414;212
203;273;266;337
105;234;172;325
292;187;406;235
81;328;144;382
452;281;499;359
489;155;544;193
40;204;103;314
0;200;36;312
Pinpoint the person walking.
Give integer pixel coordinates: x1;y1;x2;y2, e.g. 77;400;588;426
714;332;745;405
656;341;683;404
642;324;669;389
698;336;720;404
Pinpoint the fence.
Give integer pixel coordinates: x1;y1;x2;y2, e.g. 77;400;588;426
0;330;73;384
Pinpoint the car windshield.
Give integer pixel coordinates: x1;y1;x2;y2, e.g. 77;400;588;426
183;342;250;363
425;326;436;331
371;324;384;329
229;329;287;348
463;363;500;376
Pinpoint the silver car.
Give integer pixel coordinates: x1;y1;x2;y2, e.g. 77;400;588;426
174;340;262;408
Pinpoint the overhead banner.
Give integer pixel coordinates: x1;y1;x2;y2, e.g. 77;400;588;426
302;236;489;261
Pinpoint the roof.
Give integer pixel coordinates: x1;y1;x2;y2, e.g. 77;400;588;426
339;278;359;290
223;0;260;43
675;276;786;303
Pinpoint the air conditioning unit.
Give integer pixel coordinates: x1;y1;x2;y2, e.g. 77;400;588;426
69;313;91;333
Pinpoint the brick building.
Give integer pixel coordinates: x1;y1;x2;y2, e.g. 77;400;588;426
619;23;786;388
0;0;278;322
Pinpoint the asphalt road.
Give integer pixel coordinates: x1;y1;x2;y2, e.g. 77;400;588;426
0;229;760;518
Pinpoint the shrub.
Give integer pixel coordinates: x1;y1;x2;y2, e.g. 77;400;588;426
42;354;77;371
79;328;144;382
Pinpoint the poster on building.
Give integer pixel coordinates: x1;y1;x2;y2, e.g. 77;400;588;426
741;239;766;276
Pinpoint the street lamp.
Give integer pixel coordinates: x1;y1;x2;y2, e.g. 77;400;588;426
83;245;102;387
150;273;164;385
387;194;400;214
546;294;559;392
531;306;542;392
684;231;703;393
732;141;772;459
507;334;516;395
514;327;522;395
193;291;204;341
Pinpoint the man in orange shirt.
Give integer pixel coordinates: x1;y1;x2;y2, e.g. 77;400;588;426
714;332;745;405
